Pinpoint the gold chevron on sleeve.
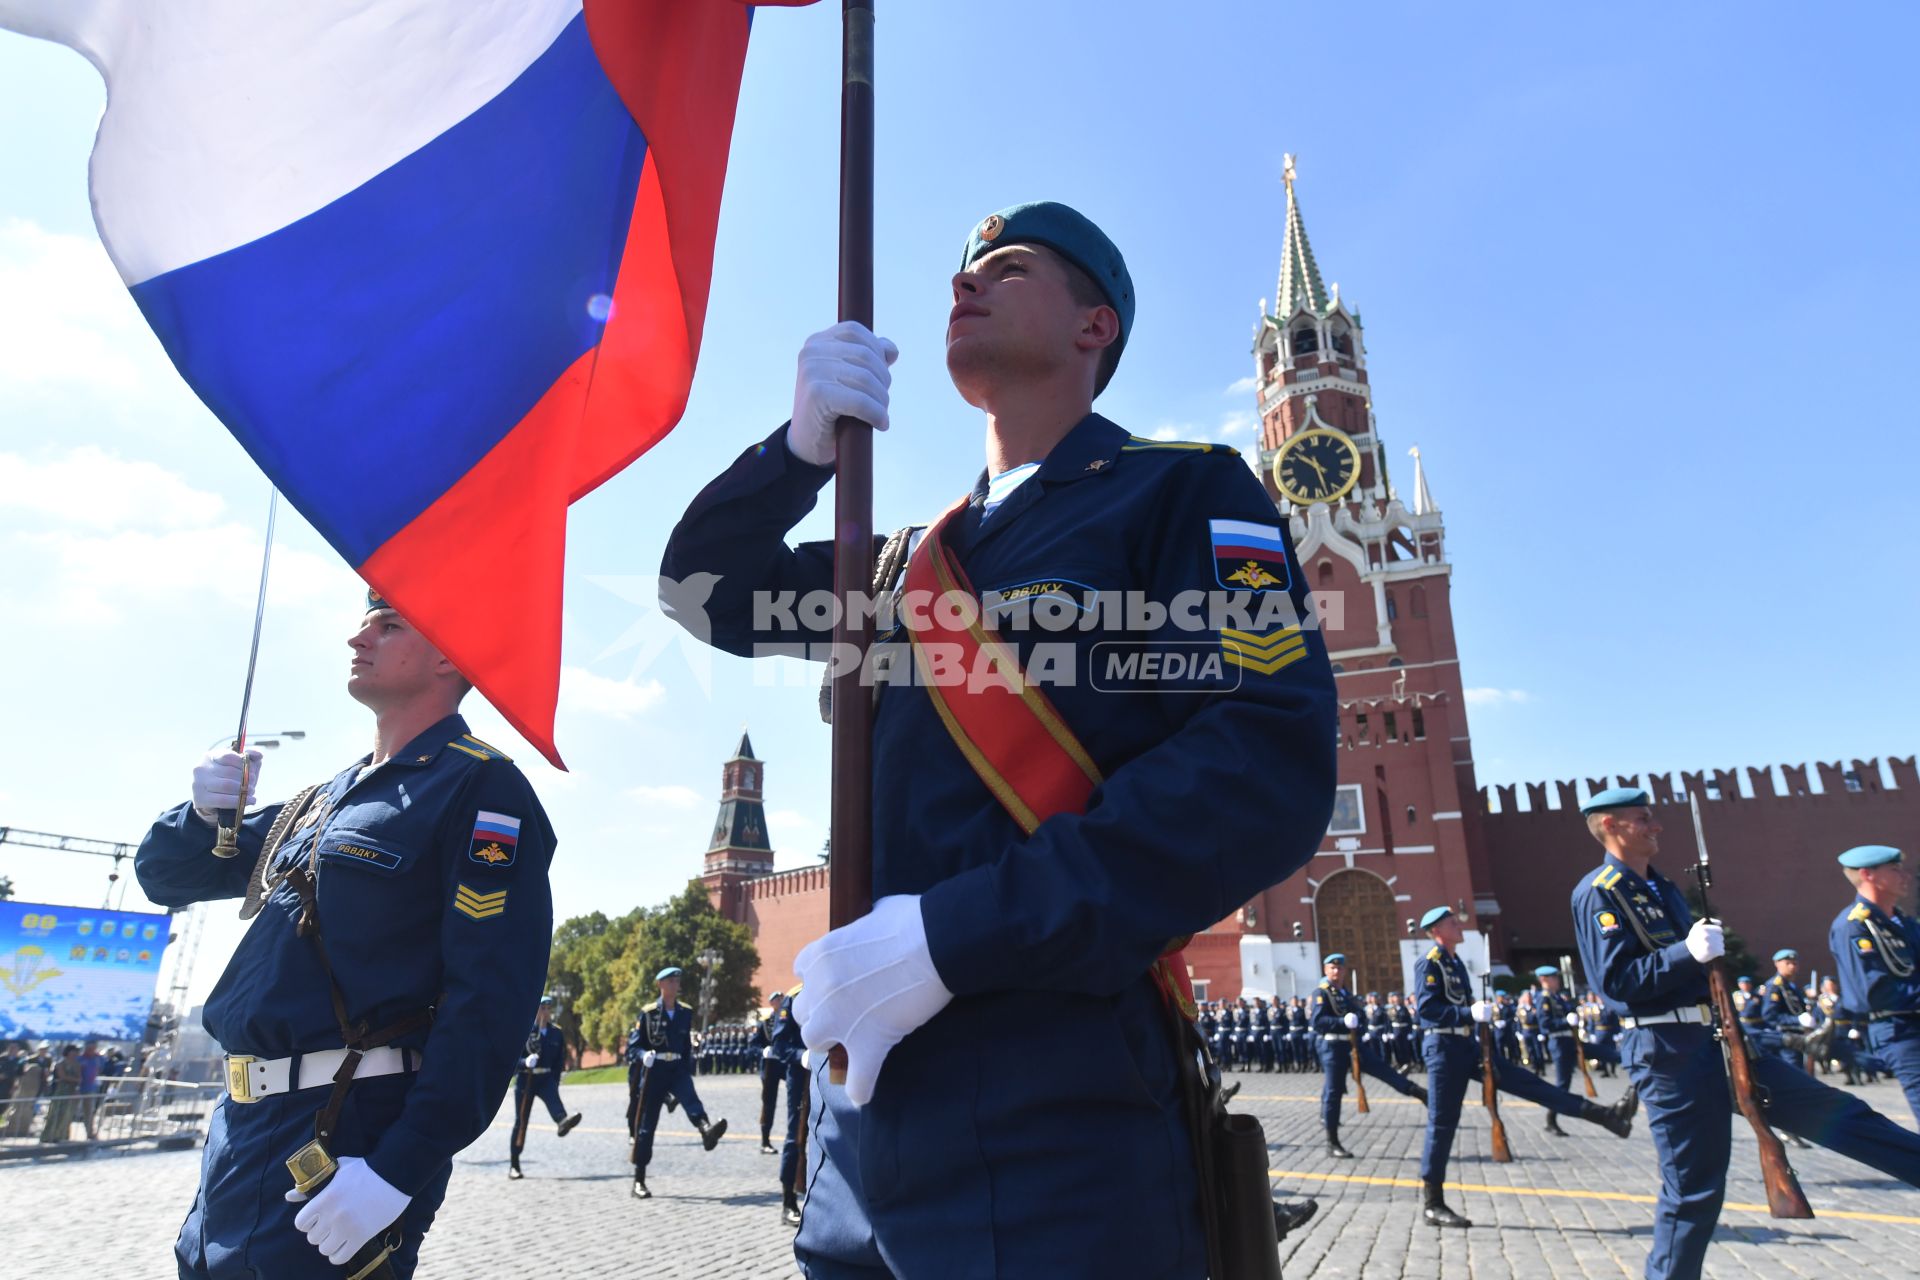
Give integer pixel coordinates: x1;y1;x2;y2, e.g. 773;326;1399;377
453;883;509;920
1220;626;1307;674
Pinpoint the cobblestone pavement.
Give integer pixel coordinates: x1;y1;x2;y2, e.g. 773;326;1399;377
5;1069;1920;1278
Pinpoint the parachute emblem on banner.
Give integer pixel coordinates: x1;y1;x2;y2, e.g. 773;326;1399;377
3;944;63;998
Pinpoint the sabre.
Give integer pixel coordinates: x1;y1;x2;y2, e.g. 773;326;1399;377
212;488;278;859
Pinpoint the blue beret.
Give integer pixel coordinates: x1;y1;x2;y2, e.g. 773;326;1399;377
1838;845;1903;869
654;966;683;981
1773;949;1797;962
1367;992;1379;999
962;201;1134;391
538;995;555;1006
1737;974;1753;984
1534;965;1558;978
1418;906;1453;930
1580;786;1651;815
365;586;390;612
1322;953;1346;966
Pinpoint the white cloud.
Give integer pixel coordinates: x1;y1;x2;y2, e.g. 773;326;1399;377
1149;424;1191;441
1463;687;1533;707
768;807;827;864
558;666;665;719
0;446;226;531
1218;410;1257;436
1225;375;1257;395
11;523;358;625
0;218;196;425
626;783;700;810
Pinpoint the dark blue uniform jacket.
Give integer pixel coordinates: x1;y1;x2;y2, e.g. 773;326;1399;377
1571;856;1706;1019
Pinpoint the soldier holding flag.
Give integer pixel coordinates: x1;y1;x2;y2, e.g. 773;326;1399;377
663;201;1337;1277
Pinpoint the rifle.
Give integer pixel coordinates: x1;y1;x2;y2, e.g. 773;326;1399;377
1803;970;1821;1076
1347;980;1369;1114
1689;794;1813;1219
1478;972;1513;1163
1563;954;1598;1098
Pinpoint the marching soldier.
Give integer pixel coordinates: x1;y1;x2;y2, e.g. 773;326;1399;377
1761;949;1817;1069
1386;992;1416;1072
1531;967;1582;1135
752;989;793;1154
1572;789;1920;1280
1830;845;1920;1125
507;996;581;1179
135;588;555;1278
1413;906;1634;1229
629;967;729;1200
1312;955;1426;1157
763;984;809;1227
1288;996;1313;1073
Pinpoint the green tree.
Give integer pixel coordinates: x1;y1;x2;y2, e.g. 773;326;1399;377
546;908;642;1063
608;881;758;1036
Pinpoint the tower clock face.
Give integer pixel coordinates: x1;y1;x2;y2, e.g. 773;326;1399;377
1272;428;1361;505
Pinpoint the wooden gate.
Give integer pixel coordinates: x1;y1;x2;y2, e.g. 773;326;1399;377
1314;870;1402;995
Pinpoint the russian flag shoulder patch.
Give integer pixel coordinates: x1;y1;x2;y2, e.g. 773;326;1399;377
1208;518;1291;593
470;810;522;868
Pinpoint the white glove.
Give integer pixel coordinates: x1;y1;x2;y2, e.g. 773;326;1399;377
1850;1029;1861;1040
191;747;263;823
786;321;899;467
1567;1013;1582;1028
1798;1012;1817;1029
285;1156;409;1267
1496;1019;1508;1030
523;1053;540;1069
1342;1012;1360;1030
1685;918;1725;964
1471;1001;1493;1024
763;1046;775;1059
792;894;953;1107
642;1050;656;1069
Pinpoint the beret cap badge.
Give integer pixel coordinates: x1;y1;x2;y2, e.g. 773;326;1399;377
979;213;1004;242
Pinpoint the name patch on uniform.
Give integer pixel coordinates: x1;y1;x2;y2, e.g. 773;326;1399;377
1209;519;1292;593
329;842;402;870
453;883;508;921
1596;911;1621;934
470;811;521;868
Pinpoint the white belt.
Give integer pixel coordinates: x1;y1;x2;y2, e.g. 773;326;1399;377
1426;1025;1474;1036
1621;1004;1712;1029
225;1046;420;1104
650;1051;683;1062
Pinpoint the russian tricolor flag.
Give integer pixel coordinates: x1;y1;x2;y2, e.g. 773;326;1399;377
0;0;816;767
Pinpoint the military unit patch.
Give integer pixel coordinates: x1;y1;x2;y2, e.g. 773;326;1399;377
469;811;521;867
1858;937;1875;953
1597;911;1621;934
1208;519;1292;593
453;883;508;920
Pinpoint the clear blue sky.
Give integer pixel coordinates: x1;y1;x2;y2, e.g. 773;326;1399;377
2;4;1915;1002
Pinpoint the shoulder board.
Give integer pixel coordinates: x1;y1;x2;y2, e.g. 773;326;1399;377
642;1000;660;1012
1316;978;1331;990
446;733;513;764
676;1000;692;1011
1592;865;1624;890
786;982;804;998
1426;946;1442;961
1849;903;1872;922
1119;434;1239;458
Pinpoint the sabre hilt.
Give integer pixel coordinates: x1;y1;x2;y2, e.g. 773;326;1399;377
211;738;250;859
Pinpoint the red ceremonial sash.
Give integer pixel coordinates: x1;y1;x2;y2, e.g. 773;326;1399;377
902;498;1198;1021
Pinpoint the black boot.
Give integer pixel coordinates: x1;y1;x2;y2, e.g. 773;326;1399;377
1422;1179;1471;1229
1220;1081;1241;1105
781;1186;803;1227
1582;1090;1635;1139
631;1174;651;1199
1326;1127;1353;1159
557;1113;581;1137
760;1134;777;1154
1409;1082;1429;1106
1545;1112;1565;1137
1272;1197;1318;1241
696;1116;728;1151
508;1157;523;1180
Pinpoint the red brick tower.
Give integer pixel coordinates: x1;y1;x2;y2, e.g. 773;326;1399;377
1231;157;1501;999
700;731;774;919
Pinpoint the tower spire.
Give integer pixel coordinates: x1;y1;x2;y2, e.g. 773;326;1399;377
1409;445;1436;515
1276;154;1329;319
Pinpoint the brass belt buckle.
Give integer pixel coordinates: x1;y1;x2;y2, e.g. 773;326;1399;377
285;1138;338;1198
225;1056;257;1104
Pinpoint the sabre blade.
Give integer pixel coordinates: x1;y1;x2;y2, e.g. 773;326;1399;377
231;488;279;750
